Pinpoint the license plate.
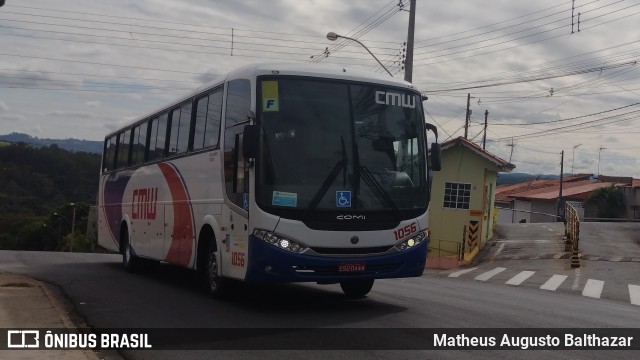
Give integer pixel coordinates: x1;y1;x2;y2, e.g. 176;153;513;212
338;263;366;273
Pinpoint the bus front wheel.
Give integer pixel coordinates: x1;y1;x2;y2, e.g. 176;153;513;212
340;279;374;298
204;244;226;298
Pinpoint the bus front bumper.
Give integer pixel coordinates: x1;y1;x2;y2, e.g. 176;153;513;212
244;235;428;283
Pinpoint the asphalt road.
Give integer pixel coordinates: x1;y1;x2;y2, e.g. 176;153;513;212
0;250;638;360
580;222;640;259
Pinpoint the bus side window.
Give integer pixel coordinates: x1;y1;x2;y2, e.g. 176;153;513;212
168;108;180;157
167;103;191;157
193;88;222;151
116;129;131;169
147;117;159;161
148;113;169;161
103;135;117;172
177;102;192;154
131;121;148;166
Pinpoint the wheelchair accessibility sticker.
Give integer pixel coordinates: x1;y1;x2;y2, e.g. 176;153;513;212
336;191;351;207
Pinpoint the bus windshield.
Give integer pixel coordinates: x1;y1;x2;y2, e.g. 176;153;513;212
256;77;428;217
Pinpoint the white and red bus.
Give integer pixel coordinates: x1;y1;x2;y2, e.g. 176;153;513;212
98;63;441;297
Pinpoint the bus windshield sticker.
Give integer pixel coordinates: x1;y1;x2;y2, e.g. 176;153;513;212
262;80;280;112
336;191;351;207
272;191;297;207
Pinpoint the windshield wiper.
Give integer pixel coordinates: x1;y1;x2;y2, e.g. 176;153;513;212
305;137;347;216
359;166;401;221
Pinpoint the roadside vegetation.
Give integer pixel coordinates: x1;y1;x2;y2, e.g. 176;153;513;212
0;142;100;251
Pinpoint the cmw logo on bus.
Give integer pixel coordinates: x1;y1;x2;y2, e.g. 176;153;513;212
375;91;416;108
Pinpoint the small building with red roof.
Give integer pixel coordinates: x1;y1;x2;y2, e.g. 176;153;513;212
428;136;515;268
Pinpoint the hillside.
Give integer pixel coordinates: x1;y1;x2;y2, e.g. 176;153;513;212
0;133;103;154
496;172;559;186
0;142;101;250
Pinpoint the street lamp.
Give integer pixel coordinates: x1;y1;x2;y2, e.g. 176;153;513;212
54;211;76;252
326;32;394;77
598;145;606;178
571;144;581;176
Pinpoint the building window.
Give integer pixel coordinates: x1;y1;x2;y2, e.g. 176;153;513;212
444;182;471;209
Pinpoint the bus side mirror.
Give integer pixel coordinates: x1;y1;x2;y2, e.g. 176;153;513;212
430;143;442;171
243;125;258;159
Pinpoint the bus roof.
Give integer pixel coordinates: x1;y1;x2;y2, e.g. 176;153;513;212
225;62;414;88
106;62;416;138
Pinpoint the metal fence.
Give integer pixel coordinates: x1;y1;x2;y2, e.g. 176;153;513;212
565;203;581;268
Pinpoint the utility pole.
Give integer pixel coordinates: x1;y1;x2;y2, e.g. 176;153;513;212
464;93;472;139
558;151;564;221
507;137;515;163
482;110;489;149
404;0;416;82
597;145;606;177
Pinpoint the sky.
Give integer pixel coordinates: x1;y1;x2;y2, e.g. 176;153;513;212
0;0;639;177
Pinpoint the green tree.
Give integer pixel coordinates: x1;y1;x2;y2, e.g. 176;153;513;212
585;185;624;218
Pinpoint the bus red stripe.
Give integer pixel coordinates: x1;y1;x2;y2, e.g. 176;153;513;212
158;163;194;266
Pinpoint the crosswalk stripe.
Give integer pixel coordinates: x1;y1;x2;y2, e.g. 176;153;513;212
629;285;640;305
540;275;568;291
448;267;478;278
474;267;506;281
582;279;604;298
505;271;535;285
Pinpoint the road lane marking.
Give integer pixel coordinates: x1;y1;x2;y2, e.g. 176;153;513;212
474;267;506;281
448;267;477;278
629;285;640;305
548;228;555;232
582;279;604;298
506;271;535;285
540;275;568;291
572;268;581;291
489;243;505;262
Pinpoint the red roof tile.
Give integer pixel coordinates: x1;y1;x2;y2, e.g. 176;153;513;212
440;137;515;172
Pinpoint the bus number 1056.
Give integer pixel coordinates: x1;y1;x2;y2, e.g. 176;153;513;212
231;252;245;267
394;222;417;241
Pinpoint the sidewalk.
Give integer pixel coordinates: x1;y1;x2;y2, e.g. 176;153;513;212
0;272;99;360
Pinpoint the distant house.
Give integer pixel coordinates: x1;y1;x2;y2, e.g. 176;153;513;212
428;137;514;269
495;174;640;223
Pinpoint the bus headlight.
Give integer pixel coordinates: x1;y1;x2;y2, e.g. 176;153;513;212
395;230;428;251
253;229;307;254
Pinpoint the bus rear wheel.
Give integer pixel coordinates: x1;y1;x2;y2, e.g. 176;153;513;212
340;279;374;298
121;230;138;273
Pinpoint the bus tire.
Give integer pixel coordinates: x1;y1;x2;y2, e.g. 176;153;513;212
340;279;374;298
204;242;226;298
121;226;138;273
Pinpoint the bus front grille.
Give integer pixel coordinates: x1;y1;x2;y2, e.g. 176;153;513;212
308;246;393;255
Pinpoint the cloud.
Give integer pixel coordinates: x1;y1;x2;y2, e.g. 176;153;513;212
85;101;101;108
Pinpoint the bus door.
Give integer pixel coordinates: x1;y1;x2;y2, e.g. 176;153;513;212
222;78;252;280
222;130;250;280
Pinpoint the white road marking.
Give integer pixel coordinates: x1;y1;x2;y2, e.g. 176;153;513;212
548;228;555;232
629;285;640;305
448;267;477;278
506;271;535;285
474;267;506;281
582;279;604;299
490;243;505;261
572;268;581;291
540;275;568;291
